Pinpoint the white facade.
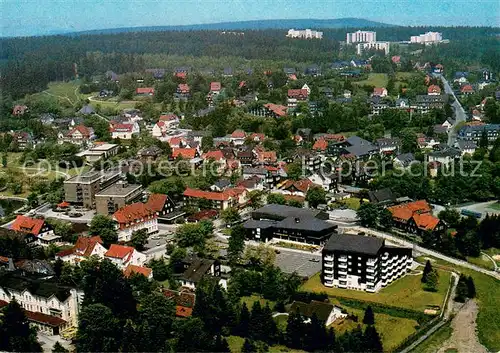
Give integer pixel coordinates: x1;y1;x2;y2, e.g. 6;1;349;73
287;28;323;39
346;30;376;44
111;122;140;140
57;242;107;265
0;285;84;329
115;217;158;242
105;249;147;269
410;32;443;44
356;41;390;55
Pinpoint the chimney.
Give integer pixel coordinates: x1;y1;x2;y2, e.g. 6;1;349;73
8;257;15;271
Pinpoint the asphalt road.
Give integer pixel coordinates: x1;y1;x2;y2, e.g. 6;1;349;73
437;74;468;146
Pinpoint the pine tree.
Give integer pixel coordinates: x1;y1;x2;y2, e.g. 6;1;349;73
455;274;468;302
235;302;250;337
364;325;384;352
241;338;257;353
249;300;264;341
213;335;230;353
260;303;278;344
422;260;433;283
363;305;375;325
285;310;305;349
466;276;476;298
51;342;69;353
424;269;439;292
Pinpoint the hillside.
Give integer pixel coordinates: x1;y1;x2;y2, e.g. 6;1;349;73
73;18;394;35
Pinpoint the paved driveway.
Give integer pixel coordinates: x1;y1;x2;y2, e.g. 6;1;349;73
274;249;321;278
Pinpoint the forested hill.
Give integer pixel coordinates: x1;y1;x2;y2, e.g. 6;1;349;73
73;18;394;35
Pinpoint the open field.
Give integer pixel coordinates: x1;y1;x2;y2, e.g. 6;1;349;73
415;255;500;352
331;305;419;351
413;321;452;353
240;294;276;310
466;254;495;270
353;73;388;88
44;81;85;105
301;270;450;312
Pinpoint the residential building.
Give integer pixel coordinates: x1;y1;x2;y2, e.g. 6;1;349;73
250;103;288;118
372;87;388;97
455;140;477;156
243;204;337;244
163;289;196;318
113;202;158;242
287;89;309;109
110;121;140;140
145;193;176;218
59;125;95;146
356;41;390;55
183;187;247;211
177;256;222;290
415;95;449;114
12;104;29;116
376;138;401;155
11;131;33;150
11;215;59;247
95;181;144;215
138;146;163;161
76;143;120;163
136;87;155;96
322;234;412;292
289;301;347;326
458;124;500;143
287;28;323;39
394;153;416;169
0;272;84;334
460;84;474;95
63;169;121;209
346;30;376;44
410;32;443;44
0;228;37;247
56;236;107;264
175;84;190;100
367;188;397;206
123;264;153;279
387;200;445;235
104;244;147;269
428;147;461;166
277;179;317;198
308;171;337;191
427;85;442;95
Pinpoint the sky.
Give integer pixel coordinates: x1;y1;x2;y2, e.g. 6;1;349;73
1;0;499;37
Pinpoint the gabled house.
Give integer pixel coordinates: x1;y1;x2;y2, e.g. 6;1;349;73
11;215;58;247
12;105;28;116
177;256;222;290
255;150;277;165
229;130;246;145
113;203;158;242
164;289;196;318
376;138;401;155
427;85;441;95
60;125;95;146
394;153;415;169
387;200;444;235
455;140;477;156
110;122;140;140
176;84;190;100
145;193;176;218
223;67;233;77
460;84;474;95
172;148;200;161
183;187;247;210
56;236;106;264
104;244;147;269
308;171;337;191
290;301;346;326
123;264;153;279
277;179;316;197
372;87;388;97
287;89;309;109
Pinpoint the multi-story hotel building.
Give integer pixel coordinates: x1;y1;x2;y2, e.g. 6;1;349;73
322;234;412;292
287;29;323;39
410;32;443;44
346;30;376;44
0;272;84;335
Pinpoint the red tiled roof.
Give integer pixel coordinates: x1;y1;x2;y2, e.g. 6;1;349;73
26;310;67;327
428;85;441;94
12;105;28;115
264;103;287;117
113;202;155;224
123;264;152;278
57;201;70;208
136;87;155;94
187;209;219;222
288;89;309;98
176;306;193;317
164;289;196;317
172;148;197;159
461;84;474;93
250;133;265;142
110;123;134;132
68;125;93;138
413;213;441;231
257;150;277;162
391;56;401;63
313;139;328;151
145;193;168;213
105;244;135;259
231;130;246;139
0;256;8;264
57;236;103;258
388;200;432;221
183;188;229;201
373;87;387;96
175;72;187;79
11;215;45;236
159;114;178;121
210;82;221;91
279;179;314;193
323;134;345;142
239;81;246;88
203;150;225;161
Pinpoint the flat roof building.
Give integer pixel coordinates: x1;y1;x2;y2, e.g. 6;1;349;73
63;170;122;209
95;181;143;215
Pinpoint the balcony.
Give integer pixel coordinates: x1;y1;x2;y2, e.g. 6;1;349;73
367;258;378;266
338;256;348;262
366;266;377;273
324;255;334;261
338;269;347;275
324;274;333;281
324;261;333;268
338;263;348;269
324;268;334;274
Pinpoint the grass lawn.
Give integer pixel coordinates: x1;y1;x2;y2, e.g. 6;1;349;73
342;197;361;210
483;247;500;266
413;321;452;353
414;255;500;352
301;270;450;312
353;73;388;88
331;305;419;352
273;314;289;331
466;254;495;270
240;294;276;310
486;202;500;211
88;99;138;111
45;81;84;104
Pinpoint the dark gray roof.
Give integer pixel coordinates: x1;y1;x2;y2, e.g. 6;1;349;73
324;234;384;256
276;216;336;232
456;140;477;150
0;272;73;302
395;153;415;166
213;179;231;189
243;219;276;229
290;300;335;322
433;125;448;134
252;204;326;220
429;147;461;158
181;258;215;283
376;138;400;148
368;188;396;204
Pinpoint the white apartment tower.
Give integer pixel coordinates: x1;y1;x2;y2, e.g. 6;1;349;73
287;29;323;39
346;30;377;44
410;32;443;44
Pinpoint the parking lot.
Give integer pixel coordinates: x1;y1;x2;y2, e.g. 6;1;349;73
274;249;322;278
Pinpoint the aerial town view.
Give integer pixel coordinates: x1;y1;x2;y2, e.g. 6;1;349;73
0;0;499;352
